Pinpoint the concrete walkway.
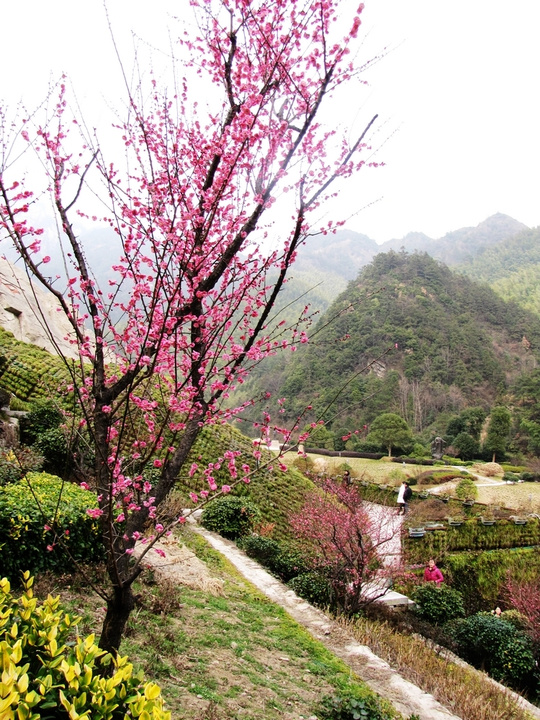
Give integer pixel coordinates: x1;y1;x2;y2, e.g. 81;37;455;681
194;525;462;720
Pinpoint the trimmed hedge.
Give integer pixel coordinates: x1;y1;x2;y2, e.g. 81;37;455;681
0;472;103;580
403;517;540;563
238;534;310;581
412;583;465;624
200;496;260;539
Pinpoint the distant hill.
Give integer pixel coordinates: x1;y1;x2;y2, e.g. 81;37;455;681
246;251;540;440
378;213;527;266
279;215;528;324
457;226;540;316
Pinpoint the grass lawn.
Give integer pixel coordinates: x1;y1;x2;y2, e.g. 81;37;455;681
284;453;540;512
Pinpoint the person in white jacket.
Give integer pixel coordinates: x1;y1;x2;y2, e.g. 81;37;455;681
397;481;411;515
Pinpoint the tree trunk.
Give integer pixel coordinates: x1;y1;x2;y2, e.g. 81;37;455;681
99;584;136;656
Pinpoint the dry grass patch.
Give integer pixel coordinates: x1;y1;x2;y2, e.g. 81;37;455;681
475;483;540;512
343;615;533;720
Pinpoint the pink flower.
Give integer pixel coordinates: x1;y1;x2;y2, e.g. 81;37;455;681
221;485;231;493
101;405;112;414
153;459;163;468
86;508;103;519
189;492;199;503
154;548;166;558
42;256;51;263
79;482;90;490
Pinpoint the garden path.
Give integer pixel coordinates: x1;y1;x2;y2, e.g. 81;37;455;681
191;522;462;720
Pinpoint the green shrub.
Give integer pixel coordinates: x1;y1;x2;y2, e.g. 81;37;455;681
237;534;281;564
520;471;540;482
20;399;64;444
288;571;332;607
502;472;520;483
0;472;103;580
268;544;310;582
455;477;478;500
200;495;260;539
409;443;429;459
0;572;171;719
34;426;70;473
318;688;395;720
412;583;465;624
448;613;535;686
237;534;309;581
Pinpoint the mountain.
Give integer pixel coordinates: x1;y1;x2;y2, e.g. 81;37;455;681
457;226;540;316
245;251;540;440
296;229;379;280
378;213;527;266
278;215;528;326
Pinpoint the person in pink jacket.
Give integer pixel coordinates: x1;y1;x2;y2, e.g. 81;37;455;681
424;558;444;584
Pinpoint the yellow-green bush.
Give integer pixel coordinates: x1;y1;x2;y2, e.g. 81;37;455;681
0;572;171;719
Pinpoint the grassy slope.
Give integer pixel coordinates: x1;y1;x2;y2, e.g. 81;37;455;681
36;528;535;720
175;425;317;541
46;530;400;720
285;452;540;512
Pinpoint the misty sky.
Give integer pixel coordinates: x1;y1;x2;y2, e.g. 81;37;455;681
1;0;539;243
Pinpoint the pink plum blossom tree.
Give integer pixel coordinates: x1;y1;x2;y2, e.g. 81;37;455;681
0;0;380;653
291;479;397;614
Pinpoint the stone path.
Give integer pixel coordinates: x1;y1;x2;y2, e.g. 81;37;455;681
193;524;462;720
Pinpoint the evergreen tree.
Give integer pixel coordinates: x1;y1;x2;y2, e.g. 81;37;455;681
366;413;413;457
484;407;512;462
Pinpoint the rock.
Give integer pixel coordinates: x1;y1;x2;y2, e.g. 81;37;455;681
0;259;78;359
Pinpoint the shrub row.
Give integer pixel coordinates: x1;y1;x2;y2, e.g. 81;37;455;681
403;517;540;561
237;534;311;583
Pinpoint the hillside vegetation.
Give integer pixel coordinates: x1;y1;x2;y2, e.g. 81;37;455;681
249;251;540;440
459;226;540;316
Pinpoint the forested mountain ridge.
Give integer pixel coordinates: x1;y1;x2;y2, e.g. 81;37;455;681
257;251;540;441
274;214;528;329
457;226;540;316
378;212;527;266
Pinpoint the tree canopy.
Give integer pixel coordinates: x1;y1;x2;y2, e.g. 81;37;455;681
0;0;377;653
